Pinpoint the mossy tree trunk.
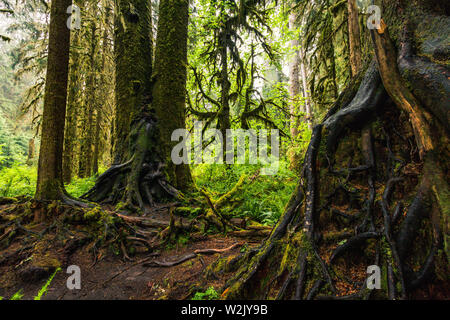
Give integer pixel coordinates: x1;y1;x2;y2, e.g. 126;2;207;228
78;21;97;178
63;29;81;184
347;0;362;77
217;34;232;164
84;0;191;212
288;10;301;139
152;0;192;190
93;2;113;176
35;0;73;201
223;0;449;300
27;137;35;165
92;107;102;175
299;49;312;130
113;0;153;164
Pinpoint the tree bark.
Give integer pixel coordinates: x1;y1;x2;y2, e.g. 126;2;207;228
92;5;111;176
35;0;73;200
299;49;312;130
63;3;82;184
288;11;301;139
152;0;192;189
26;137;35;165
347;0;362;77
92;108;102;175
79;22;97;178
113;0;153;164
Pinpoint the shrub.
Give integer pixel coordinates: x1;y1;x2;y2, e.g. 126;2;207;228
0;162;103;198
0;163;36;197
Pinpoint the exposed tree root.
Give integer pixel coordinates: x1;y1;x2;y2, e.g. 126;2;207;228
79;117;266;244
143;243;242;268
329;232;380;264
397;23;450;134
322;61;387;157
220;26;449;298
0;198;167;272
82;116;181;215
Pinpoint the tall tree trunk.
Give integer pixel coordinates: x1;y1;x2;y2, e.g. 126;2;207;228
92;6;111;176
79;22;97;178
62;3;82;184
152;0;192;189
328;39;339;99
299;48;312;130
288;11;301;139
84;0;188;212
92;108;102;175
347;0;362;77
26;137;35;166
35;0;73;201
113;0;153;164
218;36;231;164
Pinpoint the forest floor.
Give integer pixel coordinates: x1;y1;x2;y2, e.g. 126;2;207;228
1;234;255;300
0;200;447;300
0;201;262;300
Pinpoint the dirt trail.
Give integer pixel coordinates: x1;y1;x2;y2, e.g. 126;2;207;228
0;199;270;300
0;234;259;300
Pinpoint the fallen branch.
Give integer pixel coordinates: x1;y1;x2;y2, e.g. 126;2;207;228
143;242;242;268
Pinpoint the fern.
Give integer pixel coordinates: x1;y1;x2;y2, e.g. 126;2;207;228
34;267;61;300
192;286;220;300
10;289;24;300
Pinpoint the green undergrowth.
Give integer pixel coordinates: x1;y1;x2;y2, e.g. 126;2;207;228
191;161;296;226
0;162;105;198
64;175;100;198
192;286;220;300
0;161;297;228
0;164;37;197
